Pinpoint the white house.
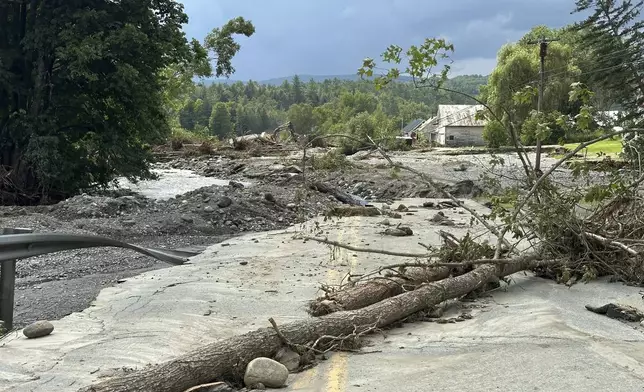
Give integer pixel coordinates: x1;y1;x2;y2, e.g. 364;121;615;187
417;105;487;147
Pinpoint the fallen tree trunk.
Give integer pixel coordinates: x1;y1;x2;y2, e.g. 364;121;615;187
79;256;550;392
309;254;541;316
309;266;452;316
310;182;363;205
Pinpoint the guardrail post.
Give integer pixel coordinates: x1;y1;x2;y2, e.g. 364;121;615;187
0;228;33;332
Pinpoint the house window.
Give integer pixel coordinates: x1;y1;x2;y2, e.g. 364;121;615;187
448;135;455;141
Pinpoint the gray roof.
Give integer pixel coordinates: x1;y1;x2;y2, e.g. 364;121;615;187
416;104;486;135
434;105;486;127
402;118;424;134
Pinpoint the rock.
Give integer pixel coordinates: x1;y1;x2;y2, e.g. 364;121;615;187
204;206;215;213
264;193;275;203
23;320;54;339
286;203;297;209
422;201;435;208
240;261;248;266
585;303;644;322
253;382;266;390
381;204;391;210
275;347;301;372
378;219;391;226
283;165;303;174
444;180;482;198
382;227;413;237
181;215;194;223
430;212;446;222
229;180;245;189
243;357;289;388
395;204;409;212
217;196;233;208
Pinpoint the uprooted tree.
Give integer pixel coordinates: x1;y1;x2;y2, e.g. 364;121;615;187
79;2;644;391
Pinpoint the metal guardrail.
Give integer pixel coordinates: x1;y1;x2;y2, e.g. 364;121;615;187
0;229;197;331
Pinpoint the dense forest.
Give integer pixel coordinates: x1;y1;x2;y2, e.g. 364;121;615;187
176;75;488;139
1;0;643;204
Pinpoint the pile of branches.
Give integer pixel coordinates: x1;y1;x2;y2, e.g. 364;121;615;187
534;194;644;285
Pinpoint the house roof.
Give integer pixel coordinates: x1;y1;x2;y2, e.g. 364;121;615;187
434;105;486;127
402;118;424;134
416;104;486;134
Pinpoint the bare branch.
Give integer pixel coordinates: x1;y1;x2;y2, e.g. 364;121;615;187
300;235;439;258
583;232;639;256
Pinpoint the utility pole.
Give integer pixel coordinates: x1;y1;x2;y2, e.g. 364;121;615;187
528;36;559;174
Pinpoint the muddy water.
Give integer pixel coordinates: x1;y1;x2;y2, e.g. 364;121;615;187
115;168;251;200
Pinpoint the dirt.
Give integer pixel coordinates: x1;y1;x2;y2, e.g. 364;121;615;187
0;141;600;328
0;164;338;327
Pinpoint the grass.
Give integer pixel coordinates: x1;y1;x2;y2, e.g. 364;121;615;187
562;138;623;159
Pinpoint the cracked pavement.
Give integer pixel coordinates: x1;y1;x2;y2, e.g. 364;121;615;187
1;198;644;392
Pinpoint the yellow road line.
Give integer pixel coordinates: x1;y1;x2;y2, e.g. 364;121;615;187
325;352;349;392
294;217;361;391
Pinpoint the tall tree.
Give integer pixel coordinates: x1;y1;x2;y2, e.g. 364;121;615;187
287;103;316;134
292;75;305;104
210;102;234;138
0;1;253;204
573;0;644;119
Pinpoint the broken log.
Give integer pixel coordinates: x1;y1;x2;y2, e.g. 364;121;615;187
309;266;452;316
310;182;363;205
308;254;541;316
78;256;552;392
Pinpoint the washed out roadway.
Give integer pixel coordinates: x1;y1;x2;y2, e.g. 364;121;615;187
1;198;643;391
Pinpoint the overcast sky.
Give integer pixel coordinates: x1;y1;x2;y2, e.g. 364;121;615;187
179;0;585;81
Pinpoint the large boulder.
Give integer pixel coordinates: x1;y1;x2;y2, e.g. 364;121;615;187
23;320;54;339
244;357;289;388
444;180;482;198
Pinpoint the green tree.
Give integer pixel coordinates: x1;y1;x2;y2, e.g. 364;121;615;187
292;75;305;104
482;120;509;148
0;1;253;204
287;103;316;134
573;0;644;118
210;102;234;137
204;17;255;78
0;0;190;204
481;26;582;133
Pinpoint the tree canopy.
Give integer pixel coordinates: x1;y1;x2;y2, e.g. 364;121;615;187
0;1;253;204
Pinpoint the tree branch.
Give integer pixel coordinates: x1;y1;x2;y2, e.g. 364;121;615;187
300;235;439;259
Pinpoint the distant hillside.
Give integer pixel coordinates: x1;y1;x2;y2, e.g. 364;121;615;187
202;74;488;87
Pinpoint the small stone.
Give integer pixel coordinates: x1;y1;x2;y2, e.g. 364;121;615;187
378;219;391;226
275;347;301;372
244;357;289;388
23;320;54;339
286;203;297;209
181;215;194;223
278;217;284;222
264;193;275;203
240;261;248;266
253;383;266;390
204;206;215;213
229;180;244;189
217;196;233;208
